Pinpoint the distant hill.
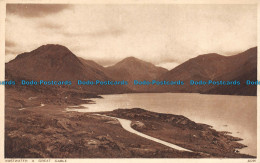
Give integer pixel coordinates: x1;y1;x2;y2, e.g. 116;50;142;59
154;47;257;96
106;57;168;91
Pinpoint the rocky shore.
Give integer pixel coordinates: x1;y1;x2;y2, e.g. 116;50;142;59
101;108;253;157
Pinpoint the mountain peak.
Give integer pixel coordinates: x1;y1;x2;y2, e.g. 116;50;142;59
117;56;154;66
39;43;67;48
106;56;168;89
196;53;222;59
33;44;71;54
125;56;138;59
13;44;74;61
122;56;142;62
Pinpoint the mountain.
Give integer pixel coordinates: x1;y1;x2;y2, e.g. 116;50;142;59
5;44;130;94
106;57;168;91
202;47;257;96
5;44;256;96
155;47;257;96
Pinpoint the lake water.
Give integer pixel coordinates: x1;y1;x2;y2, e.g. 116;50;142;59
67;93;257;156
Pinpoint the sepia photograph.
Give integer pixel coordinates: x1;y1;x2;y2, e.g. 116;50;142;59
1;0;259;161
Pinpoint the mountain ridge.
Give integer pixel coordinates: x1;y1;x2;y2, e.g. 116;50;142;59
154;47;257;95
5;44;257;96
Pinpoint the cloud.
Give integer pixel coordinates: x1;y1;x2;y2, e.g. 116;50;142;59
38;22;62;29
6;4;72;18
5;4;257;69
60;28;125;38
5;40;21;57
5;40;16;48
5;46;21;59
87;28;124;38
5;48;16;54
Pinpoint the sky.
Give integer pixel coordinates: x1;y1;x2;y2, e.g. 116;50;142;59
5;4;257;70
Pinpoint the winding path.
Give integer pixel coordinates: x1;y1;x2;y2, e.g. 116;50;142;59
95;114;193;152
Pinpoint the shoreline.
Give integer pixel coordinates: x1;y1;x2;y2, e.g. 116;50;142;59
4;88;256;158
97;108;253;157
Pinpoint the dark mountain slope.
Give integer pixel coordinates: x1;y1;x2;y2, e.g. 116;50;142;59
154;47;257;95
5;44;130;94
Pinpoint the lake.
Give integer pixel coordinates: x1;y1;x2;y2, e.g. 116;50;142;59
67;93;257;156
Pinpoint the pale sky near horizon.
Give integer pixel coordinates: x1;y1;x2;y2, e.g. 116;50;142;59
5;4;257;70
